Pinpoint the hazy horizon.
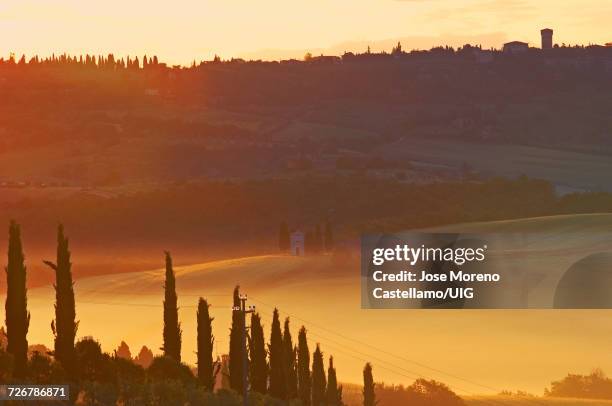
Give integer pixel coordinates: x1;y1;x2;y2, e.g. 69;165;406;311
1;0;611;64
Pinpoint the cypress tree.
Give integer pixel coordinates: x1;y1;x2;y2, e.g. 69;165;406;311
4;220;29;378
363;363;376;406
249;312;267;394
268;308;286;399
326;356;342;405
279;221;290;252
44;225;78;377
314;225;323;254
311;344;326;406
162;252;181;361
304;231;313;256
229;285;244;393
297;326;311;406
324;220;334;252
283;317;298;399
197;298;216;391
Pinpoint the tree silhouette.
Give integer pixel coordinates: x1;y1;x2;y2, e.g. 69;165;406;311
5;220;30;378
314;225;323;254
297;326;311;406
27;351;63;384
147;355;194;384
197;298;217;391
279;221;290;252
283;317;298;399
44;225;78;378
162;252;181;361
268;308;286;399
324;220;334;252
305;231;314;256
326;356;343;405
249;312;268;394
229;285;244;393
363;363;376;406
312;344;326;406
75;337;113;383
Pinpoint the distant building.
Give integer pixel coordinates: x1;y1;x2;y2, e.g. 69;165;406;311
503;41;529;54
308;55;342;65
290;231;305;256
541;28;553;50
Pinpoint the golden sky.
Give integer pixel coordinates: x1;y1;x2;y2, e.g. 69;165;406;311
1;0;611;64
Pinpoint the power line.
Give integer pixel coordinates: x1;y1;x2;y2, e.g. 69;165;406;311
254;311;514;406
76;288;231;298
72;295;511;406
75;299;232;309
69;291;544;406
251;298;546;406
250;296;499;391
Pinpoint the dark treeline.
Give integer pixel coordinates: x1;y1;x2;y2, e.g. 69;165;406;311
2;41;611;70
5;176;612;254
2;176;612;293
1;52;162;70
2;221;420;405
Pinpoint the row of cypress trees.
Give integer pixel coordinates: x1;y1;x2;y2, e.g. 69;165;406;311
5;53;161;70
161;260;375;406
4;221;78;380
225;285;344;405
4;221;371;405
161;257;344;404
3;228;218;390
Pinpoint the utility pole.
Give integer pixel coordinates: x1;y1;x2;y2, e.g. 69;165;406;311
237;293;255;406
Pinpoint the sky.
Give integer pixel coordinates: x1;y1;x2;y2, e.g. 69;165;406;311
0;0;611;65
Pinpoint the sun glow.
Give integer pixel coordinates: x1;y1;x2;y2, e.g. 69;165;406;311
0;0;611;64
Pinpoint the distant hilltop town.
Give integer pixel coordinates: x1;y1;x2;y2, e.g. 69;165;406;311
502;27;556;54
501;28;607;54
1;28;612;70
338;27;612;66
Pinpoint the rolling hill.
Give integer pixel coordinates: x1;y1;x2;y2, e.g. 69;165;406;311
17;213;612;395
